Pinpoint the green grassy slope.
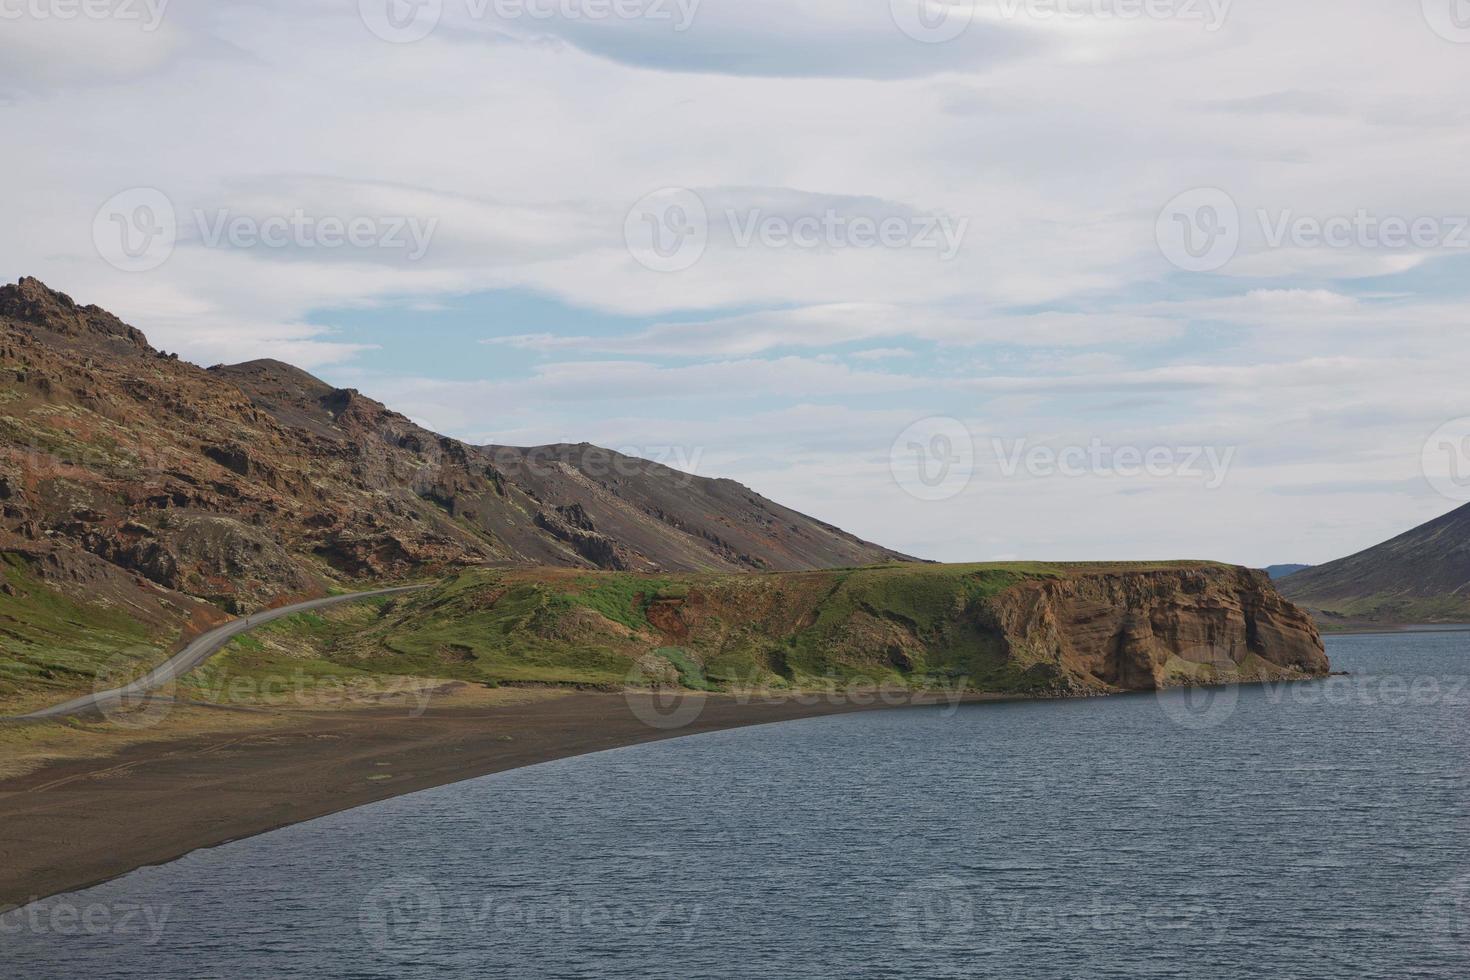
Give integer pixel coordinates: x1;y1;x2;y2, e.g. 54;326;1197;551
189;561;1225;703
0;555;168;709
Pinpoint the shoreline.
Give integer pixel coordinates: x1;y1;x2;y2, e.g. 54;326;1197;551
1319;623;1470;637
0;689;999;909
0;668;1333;910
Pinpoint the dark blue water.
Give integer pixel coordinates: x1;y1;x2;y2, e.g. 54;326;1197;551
6;631;1470;978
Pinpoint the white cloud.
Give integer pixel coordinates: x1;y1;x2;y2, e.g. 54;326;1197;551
487;305;1183;356
3;0;1468;566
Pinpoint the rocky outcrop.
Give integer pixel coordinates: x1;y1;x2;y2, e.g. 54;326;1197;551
0;277;149;350
986;565;1328;692
339;563;1328;697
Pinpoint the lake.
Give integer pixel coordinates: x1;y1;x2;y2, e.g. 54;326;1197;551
5;630;1469;978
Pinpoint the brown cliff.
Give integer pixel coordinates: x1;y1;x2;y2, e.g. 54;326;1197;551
985;565;1329;692
313;562;1328;696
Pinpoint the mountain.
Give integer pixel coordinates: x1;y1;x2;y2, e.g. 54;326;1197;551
0;277;909;702
1264;564;1312;581
1279;502;1470;625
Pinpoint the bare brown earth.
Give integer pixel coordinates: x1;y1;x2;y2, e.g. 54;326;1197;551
0;688;994;909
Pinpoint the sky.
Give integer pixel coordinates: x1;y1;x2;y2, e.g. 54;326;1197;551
4;0;1470;567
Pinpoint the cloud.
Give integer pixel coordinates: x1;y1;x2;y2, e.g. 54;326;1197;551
3;0;1468;566
0;5;185;89
850;347;916;361
438;0;1042;79
486;304;1184;356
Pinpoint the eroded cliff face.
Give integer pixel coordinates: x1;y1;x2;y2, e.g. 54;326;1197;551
986;566;1328;693
317;564;1328;699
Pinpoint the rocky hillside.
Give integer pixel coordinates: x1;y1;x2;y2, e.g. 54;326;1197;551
0;278;906;612
203;562;1327;698
1280;502;1470;625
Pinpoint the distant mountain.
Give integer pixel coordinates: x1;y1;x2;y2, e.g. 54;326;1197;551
1279;503;1470;624
0;277;909;619
1264;564;1312;581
